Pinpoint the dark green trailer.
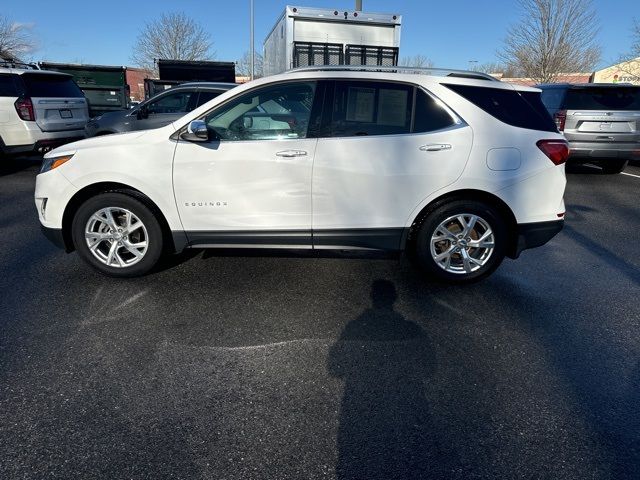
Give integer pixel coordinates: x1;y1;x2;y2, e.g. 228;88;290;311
144;60;236;99
38;62;129;117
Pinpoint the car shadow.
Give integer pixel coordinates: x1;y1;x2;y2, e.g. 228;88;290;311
565;163;606;175
151;248;203;273
0;156;42;176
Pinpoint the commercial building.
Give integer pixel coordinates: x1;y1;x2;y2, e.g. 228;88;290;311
593;57;640;85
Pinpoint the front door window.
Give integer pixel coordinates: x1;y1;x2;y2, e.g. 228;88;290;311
204;82;316;141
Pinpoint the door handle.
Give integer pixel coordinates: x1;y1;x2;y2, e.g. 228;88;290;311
419;144;452;152
276;150;308;157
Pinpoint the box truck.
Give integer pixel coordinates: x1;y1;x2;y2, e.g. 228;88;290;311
263;5;402;76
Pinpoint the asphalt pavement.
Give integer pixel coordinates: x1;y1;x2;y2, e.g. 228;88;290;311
1;158;639;479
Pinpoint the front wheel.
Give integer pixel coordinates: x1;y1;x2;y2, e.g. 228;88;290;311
71;192;164;277
414;200;507;283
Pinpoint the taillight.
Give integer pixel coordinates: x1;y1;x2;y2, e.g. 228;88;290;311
15;97;35;121
537;139;569;165
553;110;566;131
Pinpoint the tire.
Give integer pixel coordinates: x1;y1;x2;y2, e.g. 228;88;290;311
600;159;628;174
414;200;507;284
71;192;164;277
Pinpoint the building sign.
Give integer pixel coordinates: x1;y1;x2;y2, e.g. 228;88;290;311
594;58;640;85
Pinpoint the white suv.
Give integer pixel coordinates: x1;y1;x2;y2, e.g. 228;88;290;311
35;66;568;283
0;64;88;155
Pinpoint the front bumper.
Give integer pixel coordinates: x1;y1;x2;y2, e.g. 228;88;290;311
510;220;564;258
40;225;67;250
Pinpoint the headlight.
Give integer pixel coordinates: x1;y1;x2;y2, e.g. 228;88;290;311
41;154;74;173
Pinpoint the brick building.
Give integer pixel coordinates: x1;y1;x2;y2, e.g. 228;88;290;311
491;72;593;87
126;67;151;101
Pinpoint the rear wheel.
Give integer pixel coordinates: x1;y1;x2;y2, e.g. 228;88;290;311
414;200;507;283
600;159;628;174
71;193;163;277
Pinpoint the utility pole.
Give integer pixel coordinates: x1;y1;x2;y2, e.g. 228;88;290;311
250;0;255;80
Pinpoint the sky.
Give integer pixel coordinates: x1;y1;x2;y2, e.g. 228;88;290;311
2;0;638;71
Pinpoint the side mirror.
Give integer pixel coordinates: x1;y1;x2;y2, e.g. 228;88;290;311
181;120;209;142
243;116;253;129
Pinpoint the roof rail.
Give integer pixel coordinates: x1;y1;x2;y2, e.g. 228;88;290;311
287;64;500;82
0;59;39;70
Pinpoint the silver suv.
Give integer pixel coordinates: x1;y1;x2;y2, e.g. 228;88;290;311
538;83;640;173
0;63;88;156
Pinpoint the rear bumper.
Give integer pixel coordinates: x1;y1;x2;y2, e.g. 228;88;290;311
2;136;84;155
510;220;564;259
567;141;640;161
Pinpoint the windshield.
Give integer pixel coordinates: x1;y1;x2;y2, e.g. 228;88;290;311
564;87;640;111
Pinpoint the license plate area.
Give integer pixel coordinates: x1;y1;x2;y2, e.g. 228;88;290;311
579;121;631;133
59;109;72;119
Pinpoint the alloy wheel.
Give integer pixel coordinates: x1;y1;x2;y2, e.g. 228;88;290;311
429;213;495;275
84;207;149;268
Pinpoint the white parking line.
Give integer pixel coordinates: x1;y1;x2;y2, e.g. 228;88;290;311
621;172;640;179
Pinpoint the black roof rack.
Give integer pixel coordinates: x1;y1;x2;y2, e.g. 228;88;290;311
0;59;39;70
288;65;500;82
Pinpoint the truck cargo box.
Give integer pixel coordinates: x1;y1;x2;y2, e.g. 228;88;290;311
264;5;402;76
157;60;236;83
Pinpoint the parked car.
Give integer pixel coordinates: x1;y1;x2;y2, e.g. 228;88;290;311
0;64;88;156
84;82;236;137
538;83;640;173
35;66;568;283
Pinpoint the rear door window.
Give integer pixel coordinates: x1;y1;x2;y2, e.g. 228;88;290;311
330;81;413;137
197;90;224;107
21;73;84;98
444;84;557;132
563;87;640;111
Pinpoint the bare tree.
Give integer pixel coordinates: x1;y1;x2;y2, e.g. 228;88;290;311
472;61;522;78
400;54;433;68
0;15;36;60
131;12;214;72
236;50;264;78
611;19;640;80
631;19;640;58
499;0;601;83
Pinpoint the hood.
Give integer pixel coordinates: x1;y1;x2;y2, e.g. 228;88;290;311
44;129;157;158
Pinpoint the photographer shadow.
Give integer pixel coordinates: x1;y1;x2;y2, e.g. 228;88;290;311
328;280;448;480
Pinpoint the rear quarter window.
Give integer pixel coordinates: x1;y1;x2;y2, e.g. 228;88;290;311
444;84;557;132
21;73;84;98
540;88;566;111
0;74;20;97
413;88;456;132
